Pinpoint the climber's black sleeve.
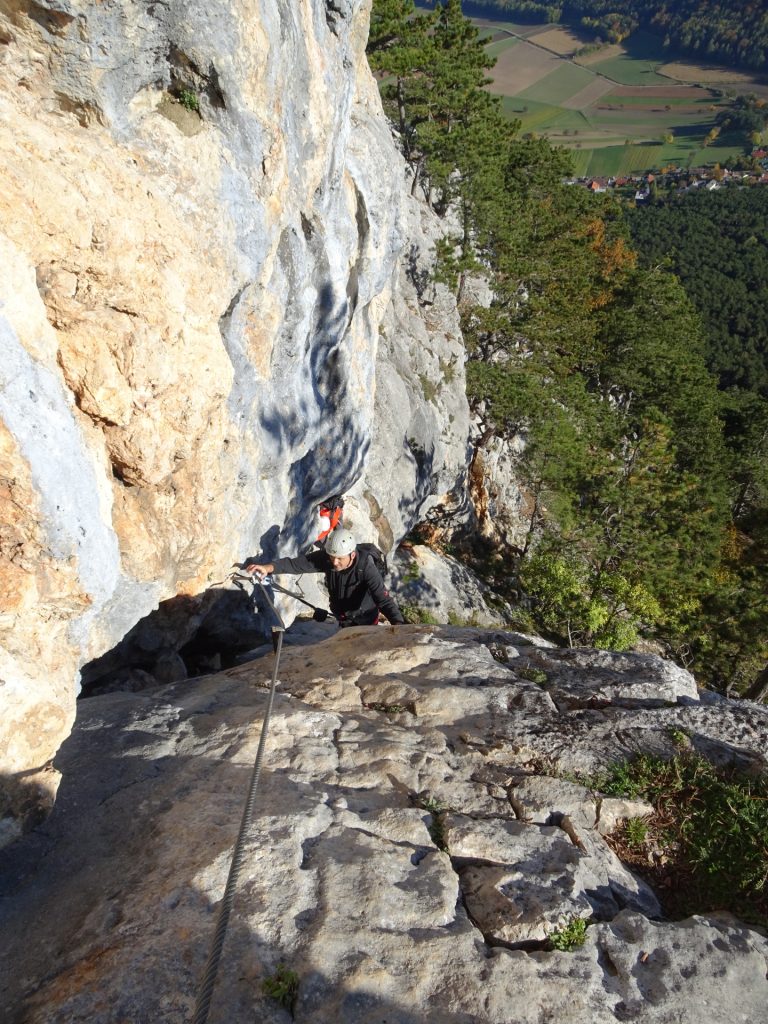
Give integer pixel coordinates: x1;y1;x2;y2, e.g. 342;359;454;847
271;550;328;575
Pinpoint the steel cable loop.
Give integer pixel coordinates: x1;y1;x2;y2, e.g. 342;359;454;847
192;578;285;1024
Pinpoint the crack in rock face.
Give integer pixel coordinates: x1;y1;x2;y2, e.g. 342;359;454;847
1;625;767;1023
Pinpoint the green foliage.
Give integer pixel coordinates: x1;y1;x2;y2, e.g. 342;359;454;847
401;601;440;625
520;552;651;650
470;254;727;651
625;188;768;693
367;701;409;714
262;964;299;1010
668;727;691;748
716;94;768;136
690;514;768;695
176;88;200;113
369;0;764;695
370;0;516;262
598;753;768;925
517;666;549;685
402;558;421;583
623;816;650;848
446;609;484;627
416;795;449;850
418;373;439;403
547;916;588;951
625;188;768;398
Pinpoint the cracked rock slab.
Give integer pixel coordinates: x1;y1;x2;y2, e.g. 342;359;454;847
1;626;767;1023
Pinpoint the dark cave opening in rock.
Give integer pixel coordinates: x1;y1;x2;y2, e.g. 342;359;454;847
77;586;275;699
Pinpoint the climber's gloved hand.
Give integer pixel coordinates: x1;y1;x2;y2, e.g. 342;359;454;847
245;562;274;579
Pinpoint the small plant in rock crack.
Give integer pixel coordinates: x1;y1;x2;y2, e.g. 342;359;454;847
176;88;200;112
417;795;449;852
668;727;691;749
366;701;408;715
517;666;549;686
401;601;440;625
547;916;588;951
402;559;421;584
262;964;299;1010
623;816;650;848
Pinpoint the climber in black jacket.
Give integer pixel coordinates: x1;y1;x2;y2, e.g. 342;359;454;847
245;528;405;627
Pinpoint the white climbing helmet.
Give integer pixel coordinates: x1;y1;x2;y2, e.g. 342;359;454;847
325;529;356;558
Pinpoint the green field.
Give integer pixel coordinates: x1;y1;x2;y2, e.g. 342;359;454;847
591;107;716;135
518;62;595;104
566;149;592;176
500;96;591;133
484;36;521;58
598;94;715;107
583;144;664;176
566;135;747;178
584;32;674;87
477;19;758;174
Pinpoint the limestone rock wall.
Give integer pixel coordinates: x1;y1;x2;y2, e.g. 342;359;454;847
391;543;512;627
1;626;766;1021
0;0;469;831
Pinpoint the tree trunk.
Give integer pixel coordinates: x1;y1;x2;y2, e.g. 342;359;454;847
397;78;408;150
410;155;426;200
743;664;768;703
456;270;467;308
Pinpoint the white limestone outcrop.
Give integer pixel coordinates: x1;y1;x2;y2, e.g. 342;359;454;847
0;0;469;830
1;626;766;1022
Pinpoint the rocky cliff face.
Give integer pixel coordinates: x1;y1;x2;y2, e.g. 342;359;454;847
0;0;469;832
3;7;767;1020
1;626;766;1021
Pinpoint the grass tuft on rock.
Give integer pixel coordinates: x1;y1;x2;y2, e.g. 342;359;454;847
547;916;588;951
416;795;449;851
401;602;440;625
262;964;299;1011
177;88;200;112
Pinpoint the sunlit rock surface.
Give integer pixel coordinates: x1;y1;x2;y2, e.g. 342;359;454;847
391;543;512;626
0;0;469;825
1;626;766;1022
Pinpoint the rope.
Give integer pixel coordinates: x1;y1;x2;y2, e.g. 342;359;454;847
211;567;334;622
268;580;334;621
191;578;285;1024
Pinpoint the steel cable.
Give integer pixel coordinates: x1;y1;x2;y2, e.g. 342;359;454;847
191;577;284;1024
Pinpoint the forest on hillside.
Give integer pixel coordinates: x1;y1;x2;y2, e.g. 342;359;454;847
469;0;768;71
624;188;768;697
369;0;768;697
625;188;768;397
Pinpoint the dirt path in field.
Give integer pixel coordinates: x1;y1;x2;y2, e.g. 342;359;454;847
475;22;627;95
474;19;768;127
476;23;725;100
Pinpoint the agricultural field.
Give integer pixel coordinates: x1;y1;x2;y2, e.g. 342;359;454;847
660;62;768;97
529;26;591;56
489;39;562;95
474;16;768;176
578;31;675;87
482;34;521;59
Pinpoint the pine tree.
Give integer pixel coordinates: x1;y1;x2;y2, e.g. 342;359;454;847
368;0;435;175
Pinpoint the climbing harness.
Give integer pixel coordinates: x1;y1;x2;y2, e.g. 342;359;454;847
191;573;285;1024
